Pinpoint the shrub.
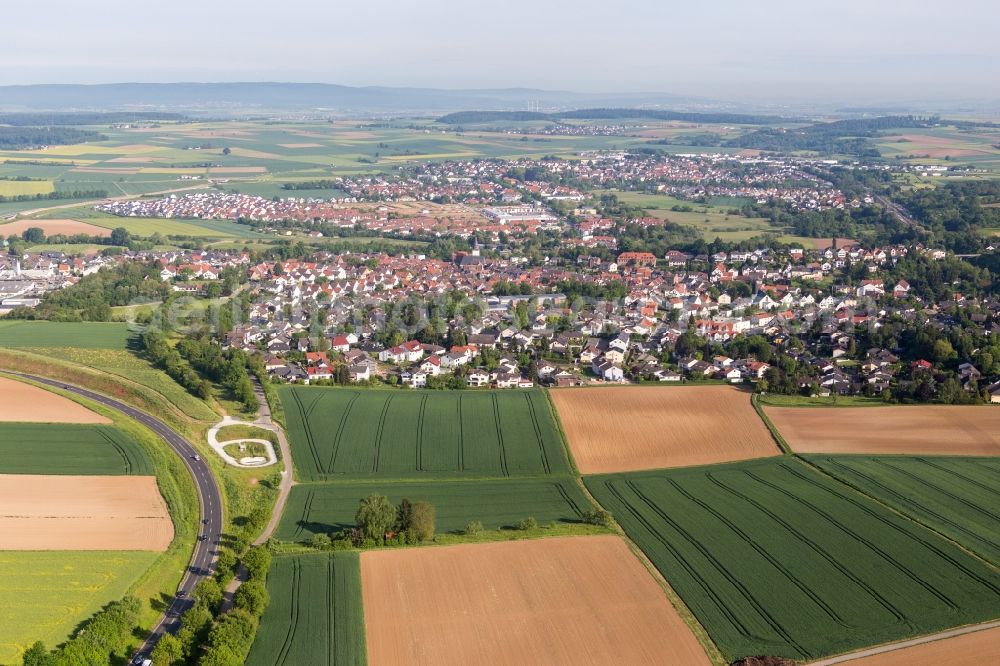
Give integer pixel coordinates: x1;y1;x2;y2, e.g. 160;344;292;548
408;500;436;542
516;516;538;531
310;533;332;550
465;520;483;536
233;580;270;617
240;546;272;582
581;508;614;527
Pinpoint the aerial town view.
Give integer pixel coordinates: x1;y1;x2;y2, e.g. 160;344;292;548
1;1;999;665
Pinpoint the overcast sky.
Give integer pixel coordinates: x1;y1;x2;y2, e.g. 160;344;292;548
2;0;996;102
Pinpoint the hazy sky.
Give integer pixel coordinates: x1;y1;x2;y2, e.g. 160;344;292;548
2;0;997;102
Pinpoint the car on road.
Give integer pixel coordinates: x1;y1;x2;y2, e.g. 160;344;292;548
190;454;201;461
198;534;208;541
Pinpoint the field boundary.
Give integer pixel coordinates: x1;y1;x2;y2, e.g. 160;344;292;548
575;471;726;665
751;393;791;454
621;535;728;666
807;619;1000;665
544;388;581;475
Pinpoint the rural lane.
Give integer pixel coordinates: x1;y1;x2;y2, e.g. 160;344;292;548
807;619;1000;665
9;371;224;660
249;375;294;545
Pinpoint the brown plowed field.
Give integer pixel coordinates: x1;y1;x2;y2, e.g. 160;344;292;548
0;218;111;238
0;376;110;423
550;386;780;473
0;474;173;551
765;405;1000;455
360;535;710;666
843;625;1000;665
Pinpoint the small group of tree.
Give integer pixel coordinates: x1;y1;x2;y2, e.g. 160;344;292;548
354;494;436;546
143;328;212;399
7;261;169;322
281;179;340;191
176;333;257;412
22;596;141;665
16;225;131;247
581;508;614;527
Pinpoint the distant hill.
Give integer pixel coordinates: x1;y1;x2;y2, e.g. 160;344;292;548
0;111;183;125
0;82;712;115
436;108;798;125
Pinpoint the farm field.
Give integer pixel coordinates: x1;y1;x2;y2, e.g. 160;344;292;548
77;213;269;239
0;217;110;237
0;320;133;348
602;190;777;241
765;405;1000;456
23;347;220;422
245;552;366;666
0;119;752;207
277;476;592;542
0;474;173;550
0;550;158;664
0;179;54;196
551;386;779;473
361;535;712;666
874;126;1000;170
843;625;1000;665
0;423;151;475
279;386;571;481
808;455;1000;566
585;457;1000;662
0;374;110;423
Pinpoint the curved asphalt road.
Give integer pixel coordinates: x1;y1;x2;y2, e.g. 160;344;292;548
11;372;223;660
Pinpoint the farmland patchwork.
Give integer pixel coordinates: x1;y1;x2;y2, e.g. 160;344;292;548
586;457;1000;661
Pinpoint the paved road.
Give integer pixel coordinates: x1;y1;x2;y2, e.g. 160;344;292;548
11;372;223;660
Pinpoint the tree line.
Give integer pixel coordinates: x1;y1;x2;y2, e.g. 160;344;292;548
21;596;142;665
0;112;183;126
0;188;107;203
0;127;105;150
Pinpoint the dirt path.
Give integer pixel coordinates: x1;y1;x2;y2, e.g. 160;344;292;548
250;376;293;546
207;416;278;467
808;620;1000;665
